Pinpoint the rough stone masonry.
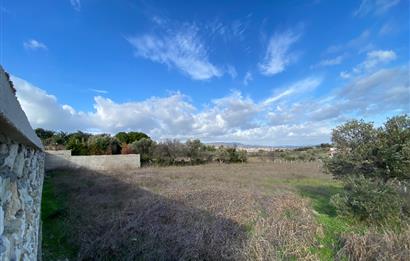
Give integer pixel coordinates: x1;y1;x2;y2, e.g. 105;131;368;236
0;66;45;261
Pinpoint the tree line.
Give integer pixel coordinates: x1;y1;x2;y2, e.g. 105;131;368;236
35;129;247;165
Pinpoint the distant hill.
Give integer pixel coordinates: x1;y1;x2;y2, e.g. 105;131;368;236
206;142;301;149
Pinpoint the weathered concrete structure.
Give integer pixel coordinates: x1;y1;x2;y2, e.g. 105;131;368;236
46;150;140;171
0;67;44;260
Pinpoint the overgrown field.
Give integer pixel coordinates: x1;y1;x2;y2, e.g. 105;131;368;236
42;162;410;260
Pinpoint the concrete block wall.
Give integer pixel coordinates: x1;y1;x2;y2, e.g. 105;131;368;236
0;67;45;261
46;150;141;171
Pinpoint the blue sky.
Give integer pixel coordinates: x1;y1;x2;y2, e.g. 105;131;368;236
2;0;410;145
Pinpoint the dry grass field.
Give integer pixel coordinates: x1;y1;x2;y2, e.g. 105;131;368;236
41;161;410;260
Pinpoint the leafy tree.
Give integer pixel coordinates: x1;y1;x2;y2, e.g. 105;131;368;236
115;131;150;144
326;116;410;181
325;120;380;179
115;132;129;144
127;132;150;143
35;128;54;140
378;115;410;181
51;131;69;146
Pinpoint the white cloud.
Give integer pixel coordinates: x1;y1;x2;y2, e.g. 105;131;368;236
70;0;81;11
259;30;301;76
243;72;253;85
12;76;89;131
354;0;400;16
23;39;47;50
11;66;409;145
127;24;222;80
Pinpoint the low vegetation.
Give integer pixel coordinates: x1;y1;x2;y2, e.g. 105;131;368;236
35;129;247;165
41;114;410;260
248;144;331;162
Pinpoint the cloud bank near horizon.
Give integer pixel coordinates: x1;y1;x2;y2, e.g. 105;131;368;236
12;63;409;146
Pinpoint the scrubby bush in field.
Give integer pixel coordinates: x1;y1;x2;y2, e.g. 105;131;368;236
330;176;404;225
87;135;112;155
66;136;89;155
325;115;410;225
186;139;212;164
130;138;155;163
215;146;247;163
152;140;186;165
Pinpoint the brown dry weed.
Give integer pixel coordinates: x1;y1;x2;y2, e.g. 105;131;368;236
50;162;326;260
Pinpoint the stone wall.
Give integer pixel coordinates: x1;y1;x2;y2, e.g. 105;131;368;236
46;150;140;171
0;135;44;260
0;67;44;261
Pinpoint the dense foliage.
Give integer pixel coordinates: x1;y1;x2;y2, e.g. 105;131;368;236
325;115;410;225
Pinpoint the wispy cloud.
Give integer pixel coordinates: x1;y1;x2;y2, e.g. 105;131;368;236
23;39;47;50
314;55;345;67
259;30;301;76
243;72;253;85
226;65;238;79
127;24;222;80
326;30;372;54
206;15;251;42
354;0;400;16
89;88;108;94
340;49;397;79
263;77;322;106
70;0;81;11
379;21;396;36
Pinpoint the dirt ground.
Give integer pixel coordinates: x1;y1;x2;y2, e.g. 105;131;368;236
44;162;330;260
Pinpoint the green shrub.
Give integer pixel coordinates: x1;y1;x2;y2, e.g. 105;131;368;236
330;176;404;226
130;138;155;163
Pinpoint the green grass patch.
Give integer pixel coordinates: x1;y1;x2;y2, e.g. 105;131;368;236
41;171;77;260
273;178;369;260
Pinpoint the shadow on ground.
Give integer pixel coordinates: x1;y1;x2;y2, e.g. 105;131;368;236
43;168;248;260
296;184;342;217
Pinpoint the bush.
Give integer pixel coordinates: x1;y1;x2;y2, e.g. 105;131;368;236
326;115;410;225
66;136;89;155
87;135;112;155
330;176;404;225
130;138;155;163
215;147;247;163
